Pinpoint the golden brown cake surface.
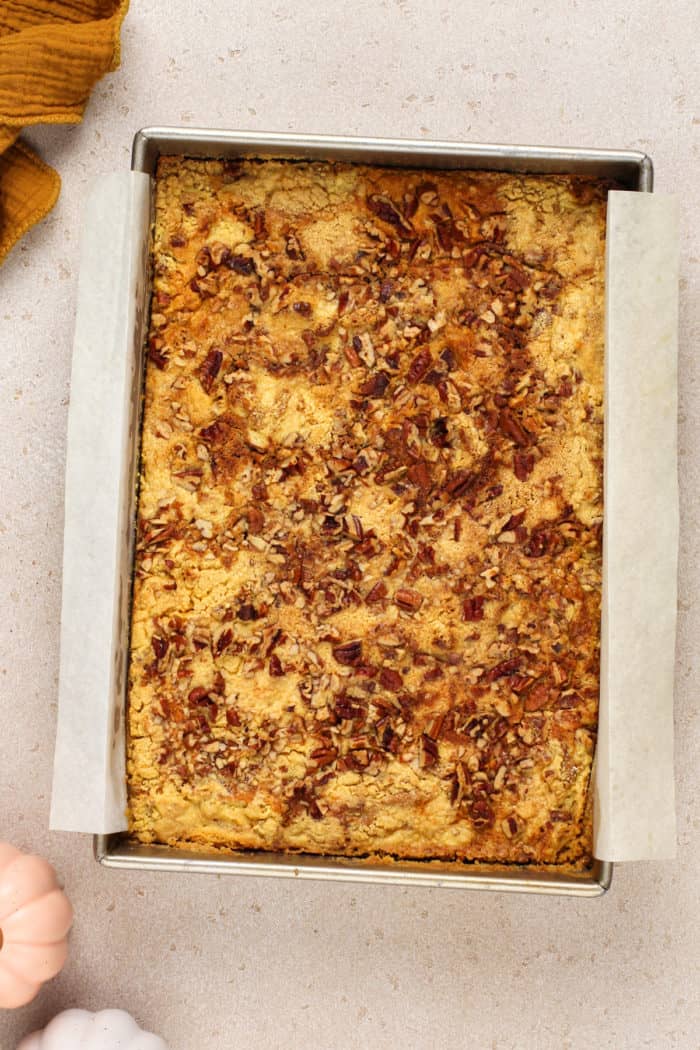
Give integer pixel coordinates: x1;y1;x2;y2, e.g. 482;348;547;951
127;156;607;866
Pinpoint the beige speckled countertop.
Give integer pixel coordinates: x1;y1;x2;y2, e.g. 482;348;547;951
2;2;699;1047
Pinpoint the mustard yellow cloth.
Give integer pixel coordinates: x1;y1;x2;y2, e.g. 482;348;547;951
0;0;129;264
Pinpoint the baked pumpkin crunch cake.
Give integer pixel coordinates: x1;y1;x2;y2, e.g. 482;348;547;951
127;155;608;867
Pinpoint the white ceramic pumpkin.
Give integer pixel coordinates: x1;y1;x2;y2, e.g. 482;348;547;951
17;1008;169;1050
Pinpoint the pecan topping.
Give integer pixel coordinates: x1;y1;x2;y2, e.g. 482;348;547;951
132;157;605;868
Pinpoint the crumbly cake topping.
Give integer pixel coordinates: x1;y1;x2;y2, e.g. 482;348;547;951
127;157;607;865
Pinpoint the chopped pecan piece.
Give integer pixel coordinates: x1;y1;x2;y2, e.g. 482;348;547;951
406;348;432;384
394;588;423;612
334;695;364;719
358;372;390;398
365;581;388;604
420;734;439;768
407;461;431;490
344;342;362;367
444;469;474;500
215;629;233;655
367;194;410;231
440;347;456;371
332;640;363;666
556;691;581;710
524;529;549;558
463;596;485;622
269;654;284;676
247;506;265;534
484;657;520;682
523;682;550;711
200;420;225;443
504;510;526;530
148;341;168;370
499;410;531;447
379;668;403;691
379;279;394;302
285;233;304;260
188;686;209;704
225;254;256;275
380;725;400;753
311;746;337;768
513;451;535;481
198;349;223;393
195;246;212;273
430;417;449;447
470;799;494;825
151;636;168;660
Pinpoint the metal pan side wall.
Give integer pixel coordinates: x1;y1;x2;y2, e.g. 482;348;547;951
107;127;643;895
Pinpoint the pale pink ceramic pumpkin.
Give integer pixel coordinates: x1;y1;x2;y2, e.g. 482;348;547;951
0;842;73;1009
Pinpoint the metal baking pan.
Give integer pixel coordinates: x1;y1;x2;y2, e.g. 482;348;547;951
97;127;653;895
